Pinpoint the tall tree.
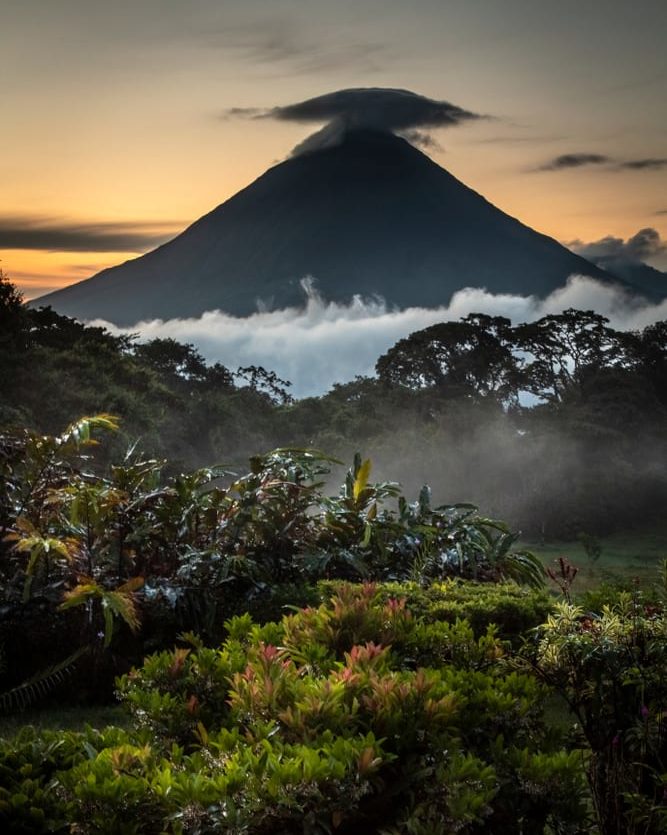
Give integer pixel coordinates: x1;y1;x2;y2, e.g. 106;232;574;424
514;309;631;403
376;315;522;404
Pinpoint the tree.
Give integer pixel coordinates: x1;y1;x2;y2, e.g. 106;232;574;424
235;365;294;405
133;338;209;384
376;315;522;405
514;309;632;403
0;270;29;418
635;320;667;406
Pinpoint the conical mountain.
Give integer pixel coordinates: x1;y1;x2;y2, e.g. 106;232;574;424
35;129;621;325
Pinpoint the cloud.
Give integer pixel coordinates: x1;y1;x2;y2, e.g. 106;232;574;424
88;276;667;399
656;209;667;215
569;228;666;263
237;87;481;131
534;153;610;172
399;130;443;152
5;270;68;300
534;154;667;174
0;216;184;253
207;20;391;76
66;262;112;275
616;158;667;171
229;88;482;155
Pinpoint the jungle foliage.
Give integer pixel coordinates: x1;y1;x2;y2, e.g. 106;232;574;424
0;413;545;700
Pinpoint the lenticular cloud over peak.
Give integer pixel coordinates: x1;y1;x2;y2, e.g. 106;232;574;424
229;86;483;155
90;276;667;399
232;87;482;131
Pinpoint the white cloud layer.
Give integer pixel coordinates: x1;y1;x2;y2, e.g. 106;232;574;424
89;276;667;398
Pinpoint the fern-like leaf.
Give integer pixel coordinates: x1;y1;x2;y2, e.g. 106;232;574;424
0;646;89;713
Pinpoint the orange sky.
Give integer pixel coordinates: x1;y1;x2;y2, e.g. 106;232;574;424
3;0;665;299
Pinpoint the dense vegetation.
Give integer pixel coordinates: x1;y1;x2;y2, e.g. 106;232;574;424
1;577;666;833
1;273;666;832
0;413;544;698
2;273;666;537
0;413;665;832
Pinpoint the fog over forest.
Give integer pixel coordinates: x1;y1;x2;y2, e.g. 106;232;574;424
91;275;667;397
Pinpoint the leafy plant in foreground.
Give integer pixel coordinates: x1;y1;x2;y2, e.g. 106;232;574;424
110;584;584;834
1;415;545;705
526;584;667;835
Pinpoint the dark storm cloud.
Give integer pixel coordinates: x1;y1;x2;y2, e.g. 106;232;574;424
570;228;666;263
0;217;184;252
534;153;611;172
616;158;667;171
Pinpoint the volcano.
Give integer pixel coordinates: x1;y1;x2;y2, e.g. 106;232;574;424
34;129;623;325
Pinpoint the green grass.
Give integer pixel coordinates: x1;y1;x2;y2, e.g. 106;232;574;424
0;703;129;740
521;523;667;593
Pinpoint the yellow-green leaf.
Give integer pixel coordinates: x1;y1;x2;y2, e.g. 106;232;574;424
353;459;372;501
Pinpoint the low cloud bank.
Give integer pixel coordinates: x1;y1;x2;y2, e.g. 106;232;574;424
90;276;667;398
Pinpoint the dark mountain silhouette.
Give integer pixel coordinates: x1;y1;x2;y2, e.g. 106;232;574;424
34;130;624;325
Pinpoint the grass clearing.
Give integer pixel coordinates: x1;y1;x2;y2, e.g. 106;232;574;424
0;703;129;740
522;523;667;593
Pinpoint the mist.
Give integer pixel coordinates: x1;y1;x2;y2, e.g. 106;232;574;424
90;275;667;397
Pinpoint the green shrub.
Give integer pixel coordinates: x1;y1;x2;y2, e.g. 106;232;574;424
527;592;667;835
0;583;586;833
0;725;131;834
318;578;554;643
109;583;583;833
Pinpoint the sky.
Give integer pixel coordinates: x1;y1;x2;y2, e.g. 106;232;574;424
2;0;666;300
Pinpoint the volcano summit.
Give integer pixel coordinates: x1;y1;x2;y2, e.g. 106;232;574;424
35;127;622;325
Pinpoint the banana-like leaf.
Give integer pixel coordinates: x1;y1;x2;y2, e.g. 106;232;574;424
104;590;141;634
353;458;372;501
60;579;102;608
60;577;143;646
58;414;119;449
118;575;145;594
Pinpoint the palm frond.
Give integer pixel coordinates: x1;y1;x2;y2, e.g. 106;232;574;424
0;646;89;713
